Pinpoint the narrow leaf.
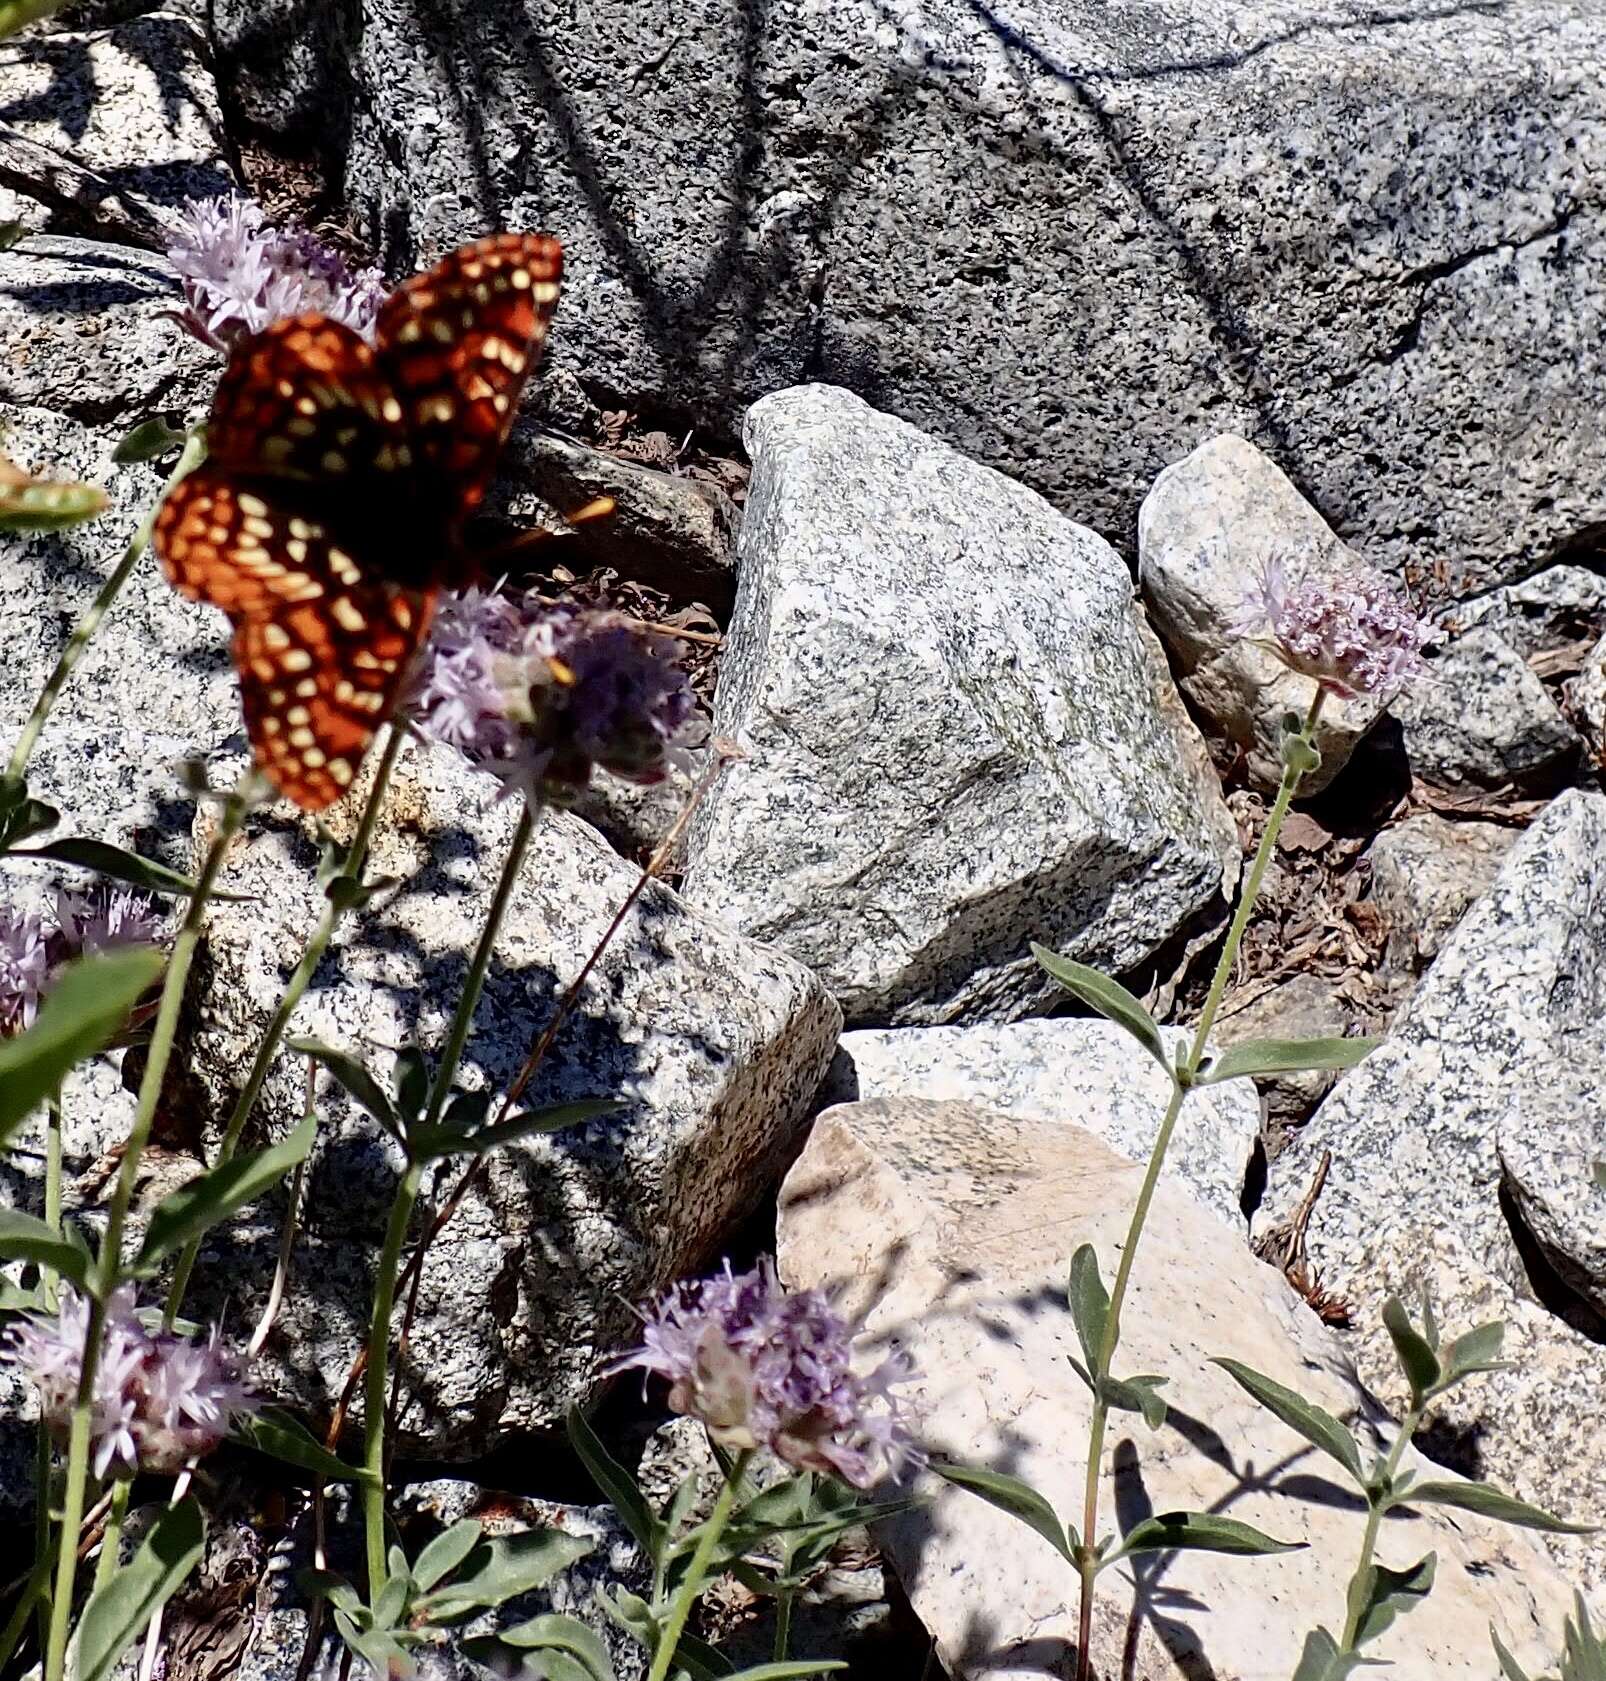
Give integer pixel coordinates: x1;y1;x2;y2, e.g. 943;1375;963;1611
933;1462;1076;1564
489;1612;614;1673
76;1497;204;1681
0;949;164;1142
372;1570;408;1630
8;836;245;899
1489;1627;1538;1681
420;1530;592;1619
0;793;58;850
1212;1358;1365;1486
1102;1373;1168;1431
1594;1161;1606;1192
113;416;187;464
0;1208;90;1288
567;1406;661;1559
1396;1481;1595;1534
1030;943;1170;1072
136;1112;315;1269
1440;1319;1506;1384
1345;1552;1436;1649
412;1519;482;1592
1105;1509;1303;1565
288;1037;398;1135
1199;1035;1377;1084
394;1046;430;1123
1290;1627;1363;1681
1381;1296;1441;1398
413;1099;617;1161
232;1406;373;1484
1068;1244;1109;1374
298;1568;363;1615
722;1666;849;1680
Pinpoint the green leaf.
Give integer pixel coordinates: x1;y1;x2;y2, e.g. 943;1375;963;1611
487;1612;614;1675
1290;1627;1364;1681
1594;1161;1606;1193
417;1529;592;1621
394;1046;430;1123
232;1406;373;1484
674;1634;736;1679
1563;1591;1606;1681
722;1666;849;1680
568;1406;662;1560
0;791;58;850
412;1519;482;1592
112;416;188;464
1440;1319;1507;1385
1030;943;1171;1072
1395;1481;1596;1534
0;218;25;250
135;1112;315;1270
0;0;77;44
1199;1035;1377;1084
298;1567;363;1616
371;1569;409;1630
76;1496;204;1681
1212;1358;1365;1486
1420;1291;1440;1352
0;1208;89;1289
412;1099;617;1162
1491;1626;1540;1681
1067;1244;1109;1374
1102;1372;1168;1431
933;1462;1077;1565
333;1607;412;1673
1105;1509;1303;1566
0;948;164;1144
7;836;246;899
1381;1296;1441;1399
288;1037;399;1137
1345;1552;1435;1649
594;1583;657;1645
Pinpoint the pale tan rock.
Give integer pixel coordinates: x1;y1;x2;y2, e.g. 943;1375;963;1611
778;1099;1574;1681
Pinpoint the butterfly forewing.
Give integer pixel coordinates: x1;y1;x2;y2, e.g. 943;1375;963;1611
376;232;562;520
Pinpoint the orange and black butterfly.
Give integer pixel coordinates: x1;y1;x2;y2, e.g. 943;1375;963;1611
153;233;562;811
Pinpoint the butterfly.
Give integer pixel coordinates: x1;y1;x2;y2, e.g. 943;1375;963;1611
153;232;563;811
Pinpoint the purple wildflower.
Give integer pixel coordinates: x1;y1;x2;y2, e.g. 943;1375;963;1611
165;195;387;353
613;1259;919;1489
8;1287;253;1478
53;886;163;960
409;591;703;810
1232;556;1432;700
0;906;48;1036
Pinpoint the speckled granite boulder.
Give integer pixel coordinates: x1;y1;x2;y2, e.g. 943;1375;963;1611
1437;565;1606;659
215;0;1606;598
1258;789;1606;1591
820;1018;1258;1225
179;740;841;1456
683;385;1234;1028
0;14;231;243
779;1098;1576;1680
1138;433;1383;794
1391;627;1580;790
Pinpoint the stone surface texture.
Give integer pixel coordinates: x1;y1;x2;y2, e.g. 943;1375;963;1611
684;384;1234;1027
1210;970;1354;1130
0;14;231;242
1364;813;1516;985
1391;627;1580;790
1562;632;1606;757
778;1098;1575;1681
1258;789;1606;1592
180;740;841;1456
1437;564;1606;658
210;0;1606;599
820;1018;1258;1225
1138;432;1382;793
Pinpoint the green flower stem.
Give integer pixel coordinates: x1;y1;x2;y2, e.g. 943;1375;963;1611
92;1481;130;1594
163;723;406;1328
1336;1404;1422;1654
1073;687;1327;1681
35;1084;64;1645
647;1450;752;1681
43;777;253;1681
773;1589;794;1664
361;800;537;1596
5;433;205;788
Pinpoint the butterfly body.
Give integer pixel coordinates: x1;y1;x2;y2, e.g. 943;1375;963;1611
154;233;562;810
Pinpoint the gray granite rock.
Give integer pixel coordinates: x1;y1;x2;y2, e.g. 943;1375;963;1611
1137;433;1382;793
1365;813;1516;985
683;385;1234;1028
1562;632;1606;756
1437;565;1606;660
1391;627;1581;790
179;738;842;1457
820;1018;1259;1225
1498;1095;1606;1322
1258;789;1606;1591
1211;971;1353;1131
0;14;231;244
214;0;1606;600
780;1098;1576;1680
0;236;214;423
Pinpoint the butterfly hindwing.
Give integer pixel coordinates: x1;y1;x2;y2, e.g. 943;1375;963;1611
375;232;562;518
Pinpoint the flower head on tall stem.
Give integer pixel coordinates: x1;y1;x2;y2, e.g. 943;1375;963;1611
614;1259;919;1489
409;590;704;810
0;905;48;1036
52;885;163;961
1233;556;1432;700
8;1287;254;1478
165;195;387;353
